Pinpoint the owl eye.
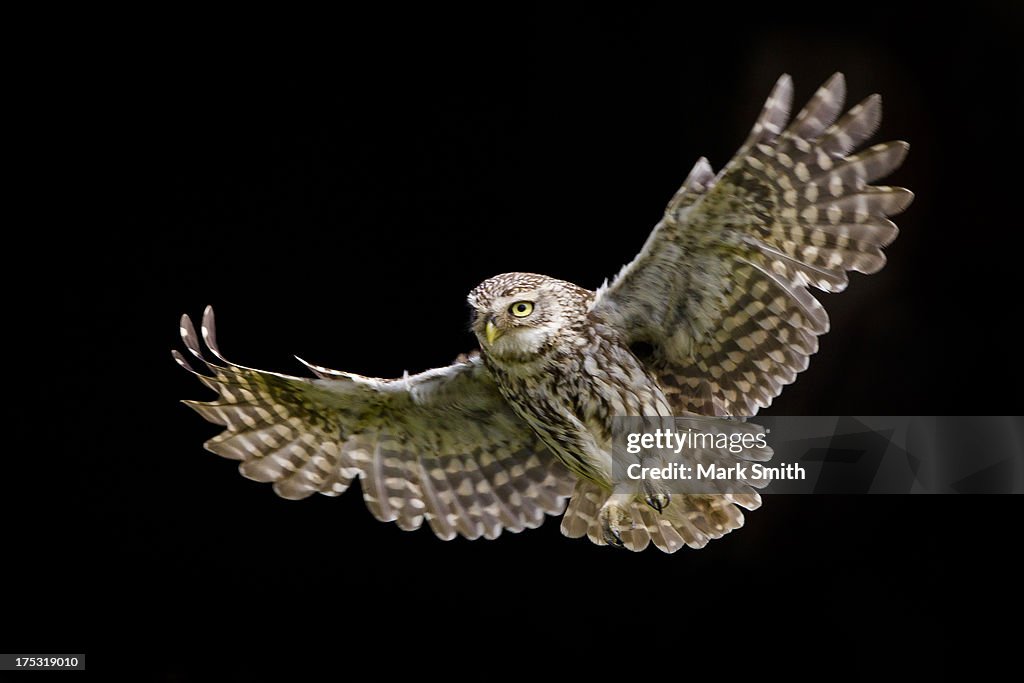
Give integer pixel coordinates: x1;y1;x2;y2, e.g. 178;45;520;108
509;301;534;318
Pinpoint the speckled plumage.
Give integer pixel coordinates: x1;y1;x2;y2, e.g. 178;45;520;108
176;74;911;552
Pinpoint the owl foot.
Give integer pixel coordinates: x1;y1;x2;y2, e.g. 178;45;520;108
598;496;631;548
645;492;670;513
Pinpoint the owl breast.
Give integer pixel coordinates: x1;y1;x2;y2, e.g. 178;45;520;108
484;326;673;485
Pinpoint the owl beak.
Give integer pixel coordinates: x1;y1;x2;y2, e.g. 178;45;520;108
485;318;502;345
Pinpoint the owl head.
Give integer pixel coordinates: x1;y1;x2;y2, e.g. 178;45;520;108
467;272;591;363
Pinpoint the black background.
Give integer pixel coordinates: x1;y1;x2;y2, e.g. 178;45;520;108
42;2;1024;676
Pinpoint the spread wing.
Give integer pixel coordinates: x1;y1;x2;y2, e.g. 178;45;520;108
174;307;575;541
592;73;912;416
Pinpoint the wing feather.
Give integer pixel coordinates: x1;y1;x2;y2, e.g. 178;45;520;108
176;306;575;540
593;73;911;416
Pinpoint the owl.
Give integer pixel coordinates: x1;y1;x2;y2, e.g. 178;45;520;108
175;73;911;552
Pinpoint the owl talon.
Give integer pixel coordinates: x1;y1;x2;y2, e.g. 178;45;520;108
645;492;670;513
598;499;629;548
606;525;625;548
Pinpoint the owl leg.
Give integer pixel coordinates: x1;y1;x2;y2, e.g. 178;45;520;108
597;493;633;548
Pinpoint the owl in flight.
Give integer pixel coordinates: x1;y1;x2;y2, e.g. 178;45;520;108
175;74;911;552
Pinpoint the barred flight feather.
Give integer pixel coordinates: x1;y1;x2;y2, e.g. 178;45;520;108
175;306;574;541
595;72;912;417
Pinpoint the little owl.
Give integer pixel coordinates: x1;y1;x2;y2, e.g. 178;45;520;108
175;74;911;552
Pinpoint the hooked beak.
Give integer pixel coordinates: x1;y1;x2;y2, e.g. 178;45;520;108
485;318;502;345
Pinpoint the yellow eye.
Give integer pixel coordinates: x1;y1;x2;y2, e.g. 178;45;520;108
509;301;534;318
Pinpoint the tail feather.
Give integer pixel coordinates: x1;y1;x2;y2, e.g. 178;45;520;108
560;480;762;553
560;480;604;539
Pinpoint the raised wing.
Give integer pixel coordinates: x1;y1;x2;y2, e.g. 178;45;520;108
592;73;912;416
174;307;575;540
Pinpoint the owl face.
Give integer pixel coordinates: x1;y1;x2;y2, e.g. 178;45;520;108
468;273;588;363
